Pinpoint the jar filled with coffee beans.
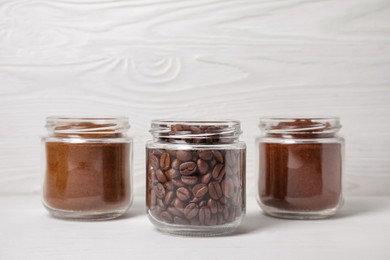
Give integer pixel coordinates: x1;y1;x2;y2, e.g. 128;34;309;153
146;120;246;236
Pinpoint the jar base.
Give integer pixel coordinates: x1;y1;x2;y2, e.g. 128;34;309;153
257;198;343;220
43;202;130;221
147;211;244;237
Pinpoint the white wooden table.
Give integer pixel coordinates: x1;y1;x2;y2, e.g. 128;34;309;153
1;196;389;260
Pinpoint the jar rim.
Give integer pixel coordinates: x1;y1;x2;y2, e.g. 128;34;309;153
150;119;242;143
151;119;240;126
259;117;341;135
47;116;129;123
46;116;130;136
260;116;340;121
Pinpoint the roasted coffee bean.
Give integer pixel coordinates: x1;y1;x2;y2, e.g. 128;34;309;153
160;152;171;170
179;161;197;175
147;169;154;178
168;150;176;157
151;207;162;217
225;165;234;177
223;207;229;220
150;154;159;169
147;170;154;187
228;207;236;222
171;159;181;169
232;193;243;207
209;214;218;226
217;213;224;224
207;198;218;214
216;201;223;213
164;181;174;191
160;211;173;223
197;159;209;175
192;183;208;198
212;164;225;182
232;175;240;188
165;168;179;180
189;196;203;204
199;200;207;208
190;126;201;134
201;172;212;184
209;158;217;169
172;178;185;188
199;207;211;225
157;198;166;209
219;196;228;205
176;187;191;201
190;217;201;225
231;162;239;173
156;169;167;183
171;124;184;132
212;150;224;163
155;183;165;199
222;178;234;198
181;176;198;185
208;181;223;200
173;198;185;212
184;203;199;219
152;149;163;156
205;126;217;133
198;150;213;160
176;150;192;161
225;150;237;166
167;206;183;217
174;216;190;225
193;152;200;161
164;190;175;206
150;190;157;208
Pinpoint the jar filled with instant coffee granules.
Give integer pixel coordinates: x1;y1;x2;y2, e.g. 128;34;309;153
257;117;344;219
42;117;132;220
146;120;246;236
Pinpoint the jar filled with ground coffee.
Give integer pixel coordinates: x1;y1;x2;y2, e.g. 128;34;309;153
257;117;344;219
146;120;246;236
42;116;132;220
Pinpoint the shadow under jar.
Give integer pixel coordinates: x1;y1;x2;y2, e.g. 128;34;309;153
257;117;344;219
146;120;246;236
42;117;133;220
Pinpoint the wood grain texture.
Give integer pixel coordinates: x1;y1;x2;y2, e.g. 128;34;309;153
0;0;389;196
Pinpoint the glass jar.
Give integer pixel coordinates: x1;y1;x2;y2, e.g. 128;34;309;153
42;116;133;220
256;117;344;219
146;120;246;236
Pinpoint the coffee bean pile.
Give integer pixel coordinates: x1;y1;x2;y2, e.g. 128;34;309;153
146;148;245;226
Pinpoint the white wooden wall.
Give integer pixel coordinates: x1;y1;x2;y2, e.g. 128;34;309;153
0;0;389;196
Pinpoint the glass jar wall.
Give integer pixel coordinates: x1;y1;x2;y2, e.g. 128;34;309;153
42;116;133;220
146;120;246;236
256;117;344;219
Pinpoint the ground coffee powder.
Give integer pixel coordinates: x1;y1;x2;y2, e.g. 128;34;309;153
257;118;343;218
42;117;132;219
